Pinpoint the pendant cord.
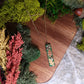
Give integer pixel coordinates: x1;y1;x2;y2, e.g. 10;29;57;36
28;11;41;36
44;0;47;43
29;0;48;43
31;20;40;36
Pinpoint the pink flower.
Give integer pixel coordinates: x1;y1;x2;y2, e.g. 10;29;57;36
6;32;24;84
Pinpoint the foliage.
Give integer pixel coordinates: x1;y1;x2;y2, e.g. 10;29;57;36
17;66;37;84
0;28;9;71
17;24;31;45
82;19;84;30
77;37;84;51
17;24;40;63
62;0;84;9
74;15;83;28
17;56;37;84
16;24;39;84
6;32;24;84
19;59;30;76
74;15;84;30
39;0;72;21
23;45;40;62
0;0;44;28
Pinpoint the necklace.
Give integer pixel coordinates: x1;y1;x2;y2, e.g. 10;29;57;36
31;0;55;67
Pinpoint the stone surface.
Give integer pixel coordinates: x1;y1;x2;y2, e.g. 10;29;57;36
38;28;84;84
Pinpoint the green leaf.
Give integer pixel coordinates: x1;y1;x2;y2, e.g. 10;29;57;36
82;19;84;30
39;0;72;21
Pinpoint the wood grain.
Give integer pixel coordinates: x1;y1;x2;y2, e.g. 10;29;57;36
27;14;77;83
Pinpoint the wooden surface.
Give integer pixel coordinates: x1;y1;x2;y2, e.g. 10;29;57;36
27;14;77;83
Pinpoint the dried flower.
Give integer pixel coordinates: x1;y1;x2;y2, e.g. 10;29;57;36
0;28;9;71
6;32;24;84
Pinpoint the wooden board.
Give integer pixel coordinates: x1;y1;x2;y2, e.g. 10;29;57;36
27;14;77;83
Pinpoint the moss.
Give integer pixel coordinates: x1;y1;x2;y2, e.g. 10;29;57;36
77;37;84;51
62;0;84;9
39;0;72;21
17;24;40;84
17;24;40;63
0;0;44;28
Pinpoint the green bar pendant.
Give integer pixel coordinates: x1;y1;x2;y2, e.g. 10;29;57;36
45;43;55;67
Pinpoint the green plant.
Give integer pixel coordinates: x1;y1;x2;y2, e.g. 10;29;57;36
17;24;40;63
77;37;84;51
16;24;39;84
17;55;37;84
82;19;84;30
17;63;37;84
74;15;83;28
17;57;37;84
39;0;72;21
62;0;84;9
0;0;44;28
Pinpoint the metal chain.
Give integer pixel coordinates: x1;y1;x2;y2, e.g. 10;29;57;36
44;0;47;43
28;0;48;42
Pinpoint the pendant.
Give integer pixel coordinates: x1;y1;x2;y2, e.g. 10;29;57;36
45;43;55;67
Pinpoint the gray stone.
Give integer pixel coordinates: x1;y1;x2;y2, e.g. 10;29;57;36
71;28;82;47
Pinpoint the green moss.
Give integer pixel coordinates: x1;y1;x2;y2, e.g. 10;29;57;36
17;24;40;63
62;0;84;9
39;0;72;21
17;24;40;84
0;0;44;28
17;58;37;84
77;37;84;51
74;15;83;28
82;19;84;30
17;68;37;84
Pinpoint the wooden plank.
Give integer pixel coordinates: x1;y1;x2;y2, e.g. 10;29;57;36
27;14;77;83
